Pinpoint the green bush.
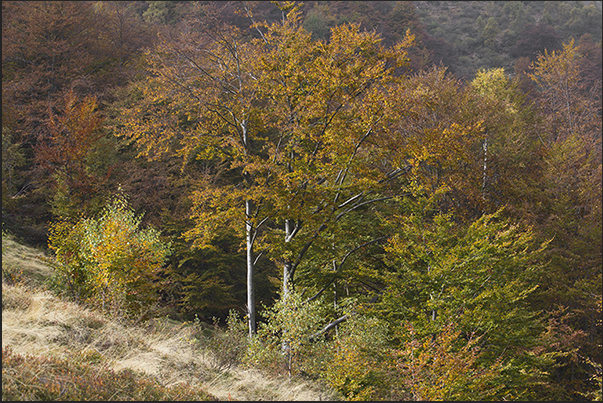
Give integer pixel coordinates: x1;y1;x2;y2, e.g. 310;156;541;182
244;286;330;377
47;191;172;317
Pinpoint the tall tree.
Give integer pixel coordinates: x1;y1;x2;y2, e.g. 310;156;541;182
2;0;155;243
377;185;550;400
34;89;111;219
468;67;546;222
120;0;415;335
529;39;601;145
380;66;488;221
248;2;414;306
527;38;602;398
120;2;272;336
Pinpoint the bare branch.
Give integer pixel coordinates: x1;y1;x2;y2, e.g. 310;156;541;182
336;196;392;220
253;249;265;266
242;1;268;44
309;314;349;341
337;192;364;209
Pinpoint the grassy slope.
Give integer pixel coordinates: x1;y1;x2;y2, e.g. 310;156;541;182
1;234;339;401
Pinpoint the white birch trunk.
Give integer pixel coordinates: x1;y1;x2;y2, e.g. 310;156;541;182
282;218;294;370
246;199;256;337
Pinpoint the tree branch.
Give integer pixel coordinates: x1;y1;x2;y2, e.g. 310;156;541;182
306;236;387;303
336;196;392;220
309;314;349;341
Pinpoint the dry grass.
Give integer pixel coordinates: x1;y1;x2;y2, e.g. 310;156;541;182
1;233;339;401
1;235;53;286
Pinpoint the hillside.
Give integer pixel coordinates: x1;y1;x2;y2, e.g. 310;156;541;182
1;234;340;401
2;1;601;400
413;0;602;79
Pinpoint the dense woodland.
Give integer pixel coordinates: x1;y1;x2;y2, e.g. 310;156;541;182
2;1;602;400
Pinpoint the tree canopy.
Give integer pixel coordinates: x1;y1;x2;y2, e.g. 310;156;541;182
2;1;601;400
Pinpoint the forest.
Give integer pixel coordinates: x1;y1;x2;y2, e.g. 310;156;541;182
2;1;602;400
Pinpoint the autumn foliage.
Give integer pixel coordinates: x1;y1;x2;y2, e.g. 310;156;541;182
2;1;601;400
47;191;171;316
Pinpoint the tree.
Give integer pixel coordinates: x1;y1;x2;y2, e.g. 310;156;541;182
512;23;562;59
390;322;503;401
1;126;26;209
529;39;601;145
302;3;335;41
120;1;415;336
246;284;330;377
376;185;550;399
142;1;178;25
34;89;113;219
319;312;392;400
468;67;546;222
120;2;272;336
482;17;500;50
576;33;603;89
1;1;148;142
526;39;602;398
380;65;488;221
249;3;414;304
93;1;156;80
2;1;106;241
2;0;155;244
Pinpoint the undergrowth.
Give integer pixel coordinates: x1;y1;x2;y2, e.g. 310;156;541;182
2;231;338;401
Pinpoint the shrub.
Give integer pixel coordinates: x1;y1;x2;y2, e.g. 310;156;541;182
319;313;392;401
244;286;330;377
389;322;504;401
193;310;249;372
47;191;172;317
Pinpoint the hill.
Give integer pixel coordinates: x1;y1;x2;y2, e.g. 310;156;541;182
2;1;601;400
1;233;339;401
412;0;602;79
294;1;602;80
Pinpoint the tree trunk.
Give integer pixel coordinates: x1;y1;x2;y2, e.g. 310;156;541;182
283;218;295;298
282;218;295;368
246;199;256;337
333;259;338;337
482;133;488;202
283;260;292;297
